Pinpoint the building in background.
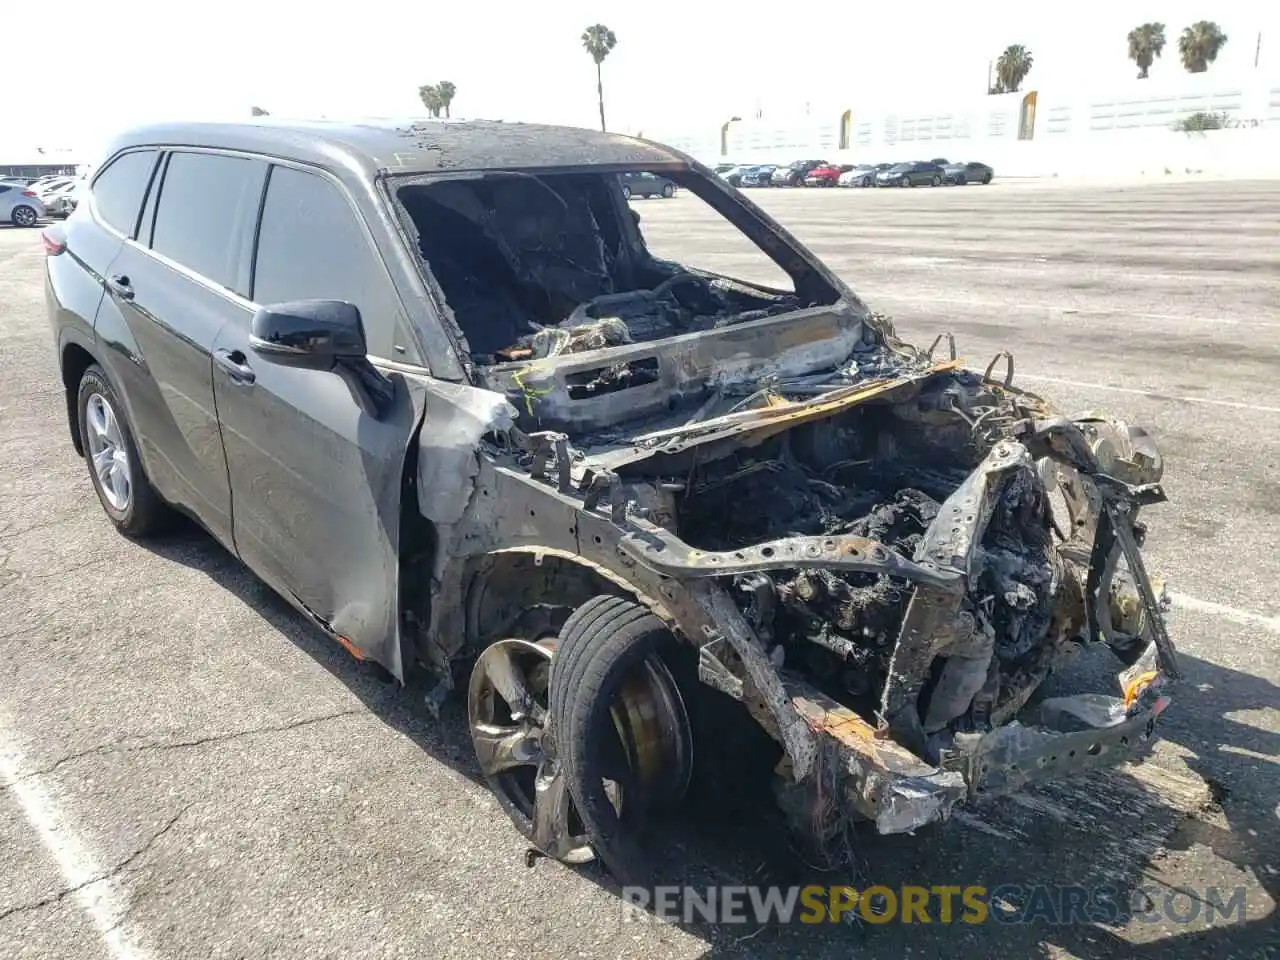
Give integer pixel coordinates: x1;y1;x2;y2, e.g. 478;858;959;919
0;145;83;178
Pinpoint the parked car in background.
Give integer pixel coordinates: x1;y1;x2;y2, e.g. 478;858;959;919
720;165;747;187
0;183;46;226
771;160;827;186
738;164;777;187
803;164;851;187
713;163;738;176
838;164;878;187
33;177;76;200
1;176;36;187
943;161;994;185
930;158;950;167
41;180;83;218
876;161;945;187
619;171;677;199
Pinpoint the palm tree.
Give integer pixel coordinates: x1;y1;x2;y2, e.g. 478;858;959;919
1178;21;1228;73
418;84;443;118
581;24;618;132
1127;22;1167;79
995;45;1034;93
250;106;270;117
437;81;457;119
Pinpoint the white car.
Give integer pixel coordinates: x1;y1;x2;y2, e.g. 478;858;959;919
838;165;878;187
39;180;84;217
0;183;46;226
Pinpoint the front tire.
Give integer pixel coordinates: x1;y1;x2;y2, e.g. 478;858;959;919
76;365;171;537
661;183;674;198
622;185;632;200
550;596;693;884
11;204;38;227
931;174;942;187
982;172;993;184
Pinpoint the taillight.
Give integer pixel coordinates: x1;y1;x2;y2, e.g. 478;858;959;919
42;228;66;256
22;190;37;197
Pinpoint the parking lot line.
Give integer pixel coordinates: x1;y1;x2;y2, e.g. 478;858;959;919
1006;372;1280;414
1169;592;1280;635
865;291;1280;330
0;726;153;960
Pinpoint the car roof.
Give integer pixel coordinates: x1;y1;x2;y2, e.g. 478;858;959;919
101;118;692;178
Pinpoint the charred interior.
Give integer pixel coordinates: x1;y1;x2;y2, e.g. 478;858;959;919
395;172;819;365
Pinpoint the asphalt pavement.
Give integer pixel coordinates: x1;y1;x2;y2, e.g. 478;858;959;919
1;179;1277;959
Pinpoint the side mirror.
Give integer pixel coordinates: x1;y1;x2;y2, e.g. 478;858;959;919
249;300;367;370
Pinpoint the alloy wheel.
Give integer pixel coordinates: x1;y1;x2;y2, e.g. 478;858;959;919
84;392;132;512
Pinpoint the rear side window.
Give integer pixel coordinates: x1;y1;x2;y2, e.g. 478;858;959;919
151;152;268;294
91;150;158;237
252;165;412;360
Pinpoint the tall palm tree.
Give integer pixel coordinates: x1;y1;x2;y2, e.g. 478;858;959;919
437;81;457;119
1127;22;1167;78
1178;21;1228;73
995;45;1034;94
250;106;270;117
418;84;443;118
581;24;618;132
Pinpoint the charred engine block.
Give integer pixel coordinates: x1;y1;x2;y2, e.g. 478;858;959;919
675;397;1061;729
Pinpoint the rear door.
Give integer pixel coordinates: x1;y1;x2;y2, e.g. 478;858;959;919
210;162;422;665
98;149;268;547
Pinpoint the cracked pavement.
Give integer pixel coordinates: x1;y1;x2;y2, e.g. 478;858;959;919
1;180;1278;959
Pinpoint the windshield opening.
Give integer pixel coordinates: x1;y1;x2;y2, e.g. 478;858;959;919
394;168;837;366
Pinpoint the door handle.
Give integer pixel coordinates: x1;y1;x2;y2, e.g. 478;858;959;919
107;274;134;300
213;348;256;384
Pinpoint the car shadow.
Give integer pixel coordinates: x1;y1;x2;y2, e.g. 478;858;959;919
137;518;1277;959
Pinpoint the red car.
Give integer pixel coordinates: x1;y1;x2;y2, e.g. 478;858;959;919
802;164;850;187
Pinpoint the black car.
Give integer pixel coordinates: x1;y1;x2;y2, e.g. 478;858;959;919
619;171;676;199
770;160;827;187
42;118;1179;883
943;161;994;185
876;161;946;187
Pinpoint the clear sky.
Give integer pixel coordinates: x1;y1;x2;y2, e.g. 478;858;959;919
5;0;1277;157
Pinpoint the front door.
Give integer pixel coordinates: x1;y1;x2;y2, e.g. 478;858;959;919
211;162;424;671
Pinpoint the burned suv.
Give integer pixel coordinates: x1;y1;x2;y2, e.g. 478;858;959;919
45;119;1178;881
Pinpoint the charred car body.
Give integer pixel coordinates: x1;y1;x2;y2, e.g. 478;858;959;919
45;119;1178;880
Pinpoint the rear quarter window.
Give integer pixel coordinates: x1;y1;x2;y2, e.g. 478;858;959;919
91;150;159;237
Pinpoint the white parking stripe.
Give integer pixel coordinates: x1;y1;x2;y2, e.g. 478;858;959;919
865;291;1280;329
1170;592;1280;635
0;730;153;960
1001;372;1280;414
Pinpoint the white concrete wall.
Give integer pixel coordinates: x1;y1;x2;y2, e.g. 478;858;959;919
651;68;1280;179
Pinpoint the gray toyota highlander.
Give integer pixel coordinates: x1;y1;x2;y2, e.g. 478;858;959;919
43;118;1179;883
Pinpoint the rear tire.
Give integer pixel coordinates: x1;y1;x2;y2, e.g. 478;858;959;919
550;596;692;885
931;174;942;187
661;183;674;198
622;185;632;200
76;365;171;538
11;204;38;227
982;172;993;184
